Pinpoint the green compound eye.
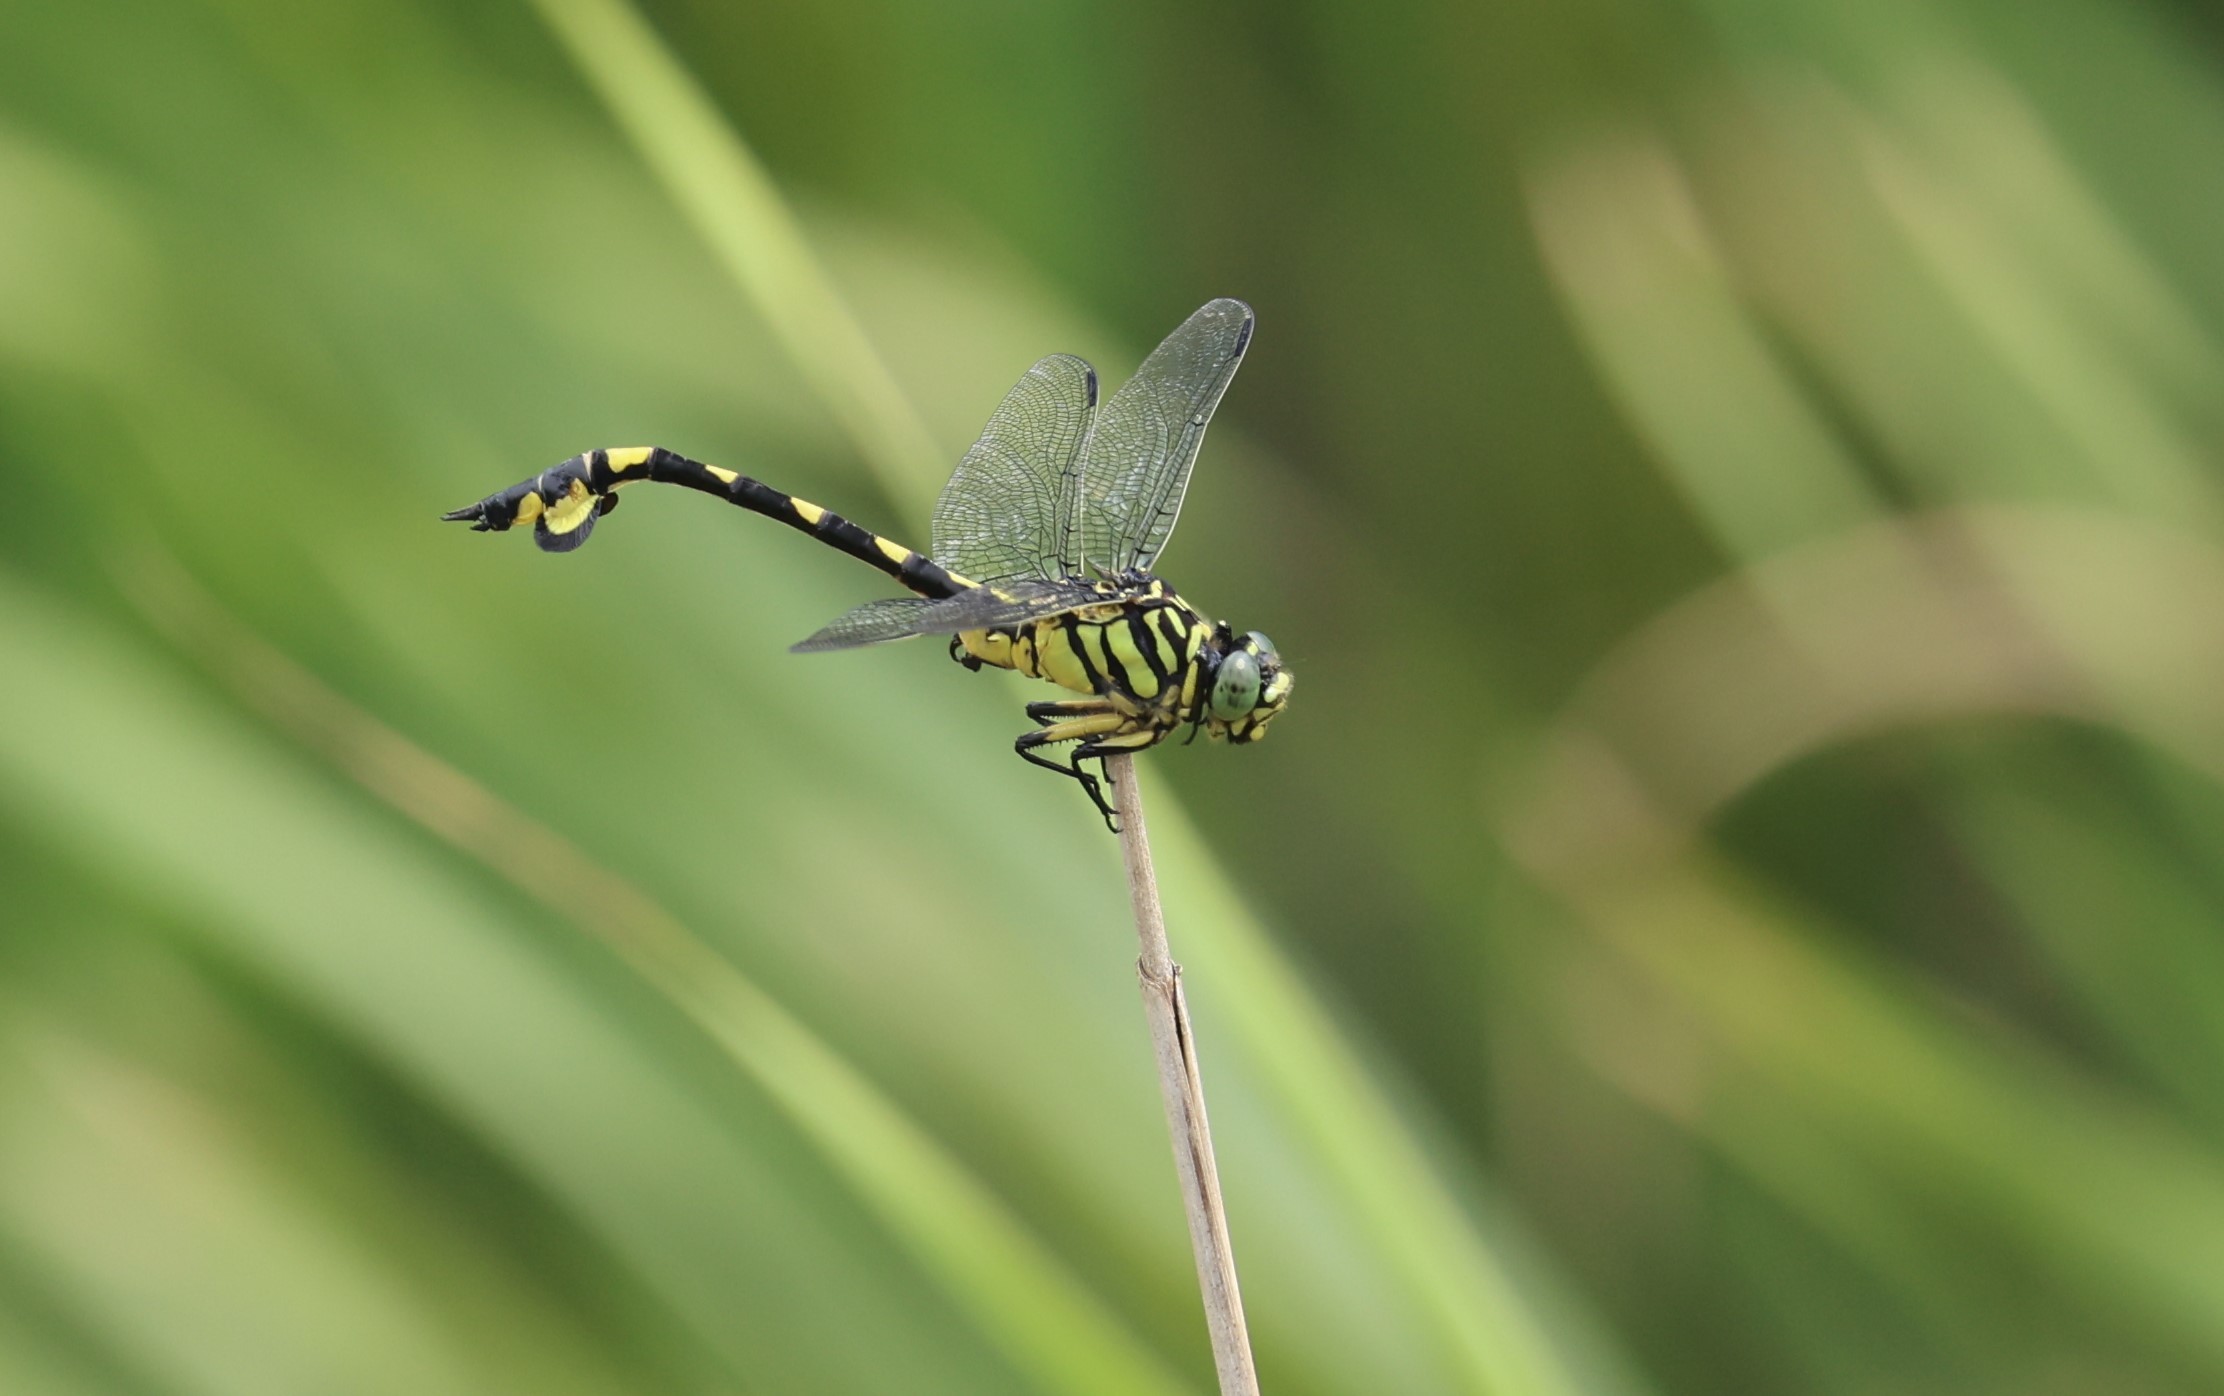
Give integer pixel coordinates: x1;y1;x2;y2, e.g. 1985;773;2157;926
1211;650;1262;721
1245;631;1277;658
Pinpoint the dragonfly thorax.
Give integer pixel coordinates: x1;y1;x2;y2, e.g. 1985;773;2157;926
952;572;1204;710
946;572;1290;746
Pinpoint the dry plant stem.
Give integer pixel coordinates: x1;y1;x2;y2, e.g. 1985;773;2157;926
1106;753;1262;1396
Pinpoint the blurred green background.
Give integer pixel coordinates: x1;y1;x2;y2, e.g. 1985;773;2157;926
5;0;2224;1391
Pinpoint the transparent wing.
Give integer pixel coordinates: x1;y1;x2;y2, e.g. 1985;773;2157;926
789;579;1093;653
930;354;1098;582
1075;298;1253;573
787;597;941;652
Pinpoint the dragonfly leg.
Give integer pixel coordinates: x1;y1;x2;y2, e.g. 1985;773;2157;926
1077;730;1170;815
1026;697;1116;728
1016;709;1131;830
1075;727;1168;760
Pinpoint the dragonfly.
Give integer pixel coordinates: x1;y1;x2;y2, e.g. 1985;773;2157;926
442;297;1292;829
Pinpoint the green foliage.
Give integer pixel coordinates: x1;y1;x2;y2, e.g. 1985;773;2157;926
4;0;2224;1391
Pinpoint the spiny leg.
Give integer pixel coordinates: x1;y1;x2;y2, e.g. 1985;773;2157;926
1074;727;1171;828
1015;706;1130;830
1026;697;1116;727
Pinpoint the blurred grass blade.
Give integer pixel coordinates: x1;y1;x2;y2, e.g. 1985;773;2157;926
1855;107;2221;529
1943;748;2224;1134
1559;856;2224;1380
1150;798;1638;1396
0;567;913;1391
1506;504;2224;865
526;0;946;512
1505;505;2224;1379
1525;128;1883;566
113;549;1198;1396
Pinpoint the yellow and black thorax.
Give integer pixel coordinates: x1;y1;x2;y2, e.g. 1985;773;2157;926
953;572;1209;723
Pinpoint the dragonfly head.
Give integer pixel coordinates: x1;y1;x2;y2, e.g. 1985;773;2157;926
1205;629;1292;744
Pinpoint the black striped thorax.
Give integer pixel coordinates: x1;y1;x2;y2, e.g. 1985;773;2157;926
958;570;1215;719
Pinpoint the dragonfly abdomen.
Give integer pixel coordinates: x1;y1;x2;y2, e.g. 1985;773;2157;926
442;447;972;601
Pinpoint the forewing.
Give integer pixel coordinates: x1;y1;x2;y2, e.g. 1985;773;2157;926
789;580;1088;653
1075;298;1253;572
931;353;1097;582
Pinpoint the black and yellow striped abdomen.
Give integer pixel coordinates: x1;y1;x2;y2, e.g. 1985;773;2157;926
443;446;974;601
